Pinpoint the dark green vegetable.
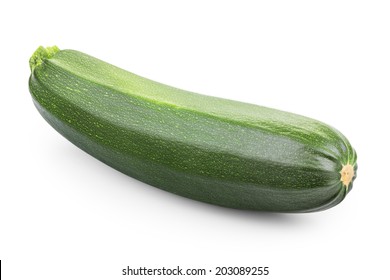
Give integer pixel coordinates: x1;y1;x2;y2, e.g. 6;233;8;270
29;46;357;212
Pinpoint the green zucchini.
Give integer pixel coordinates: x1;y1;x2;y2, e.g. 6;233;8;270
28;46;357;212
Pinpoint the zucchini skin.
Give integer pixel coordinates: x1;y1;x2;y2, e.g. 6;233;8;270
29;46;357;212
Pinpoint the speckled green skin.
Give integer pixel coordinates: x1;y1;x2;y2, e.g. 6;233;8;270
29;47;357;212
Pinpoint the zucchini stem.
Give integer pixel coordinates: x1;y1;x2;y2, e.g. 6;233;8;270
29;46;60;72
340;164;354;188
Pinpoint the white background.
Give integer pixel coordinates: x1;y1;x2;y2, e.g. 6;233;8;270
1;0;389;279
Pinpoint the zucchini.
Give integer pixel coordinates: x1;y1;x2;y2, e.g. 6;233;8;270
28;46;357;212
